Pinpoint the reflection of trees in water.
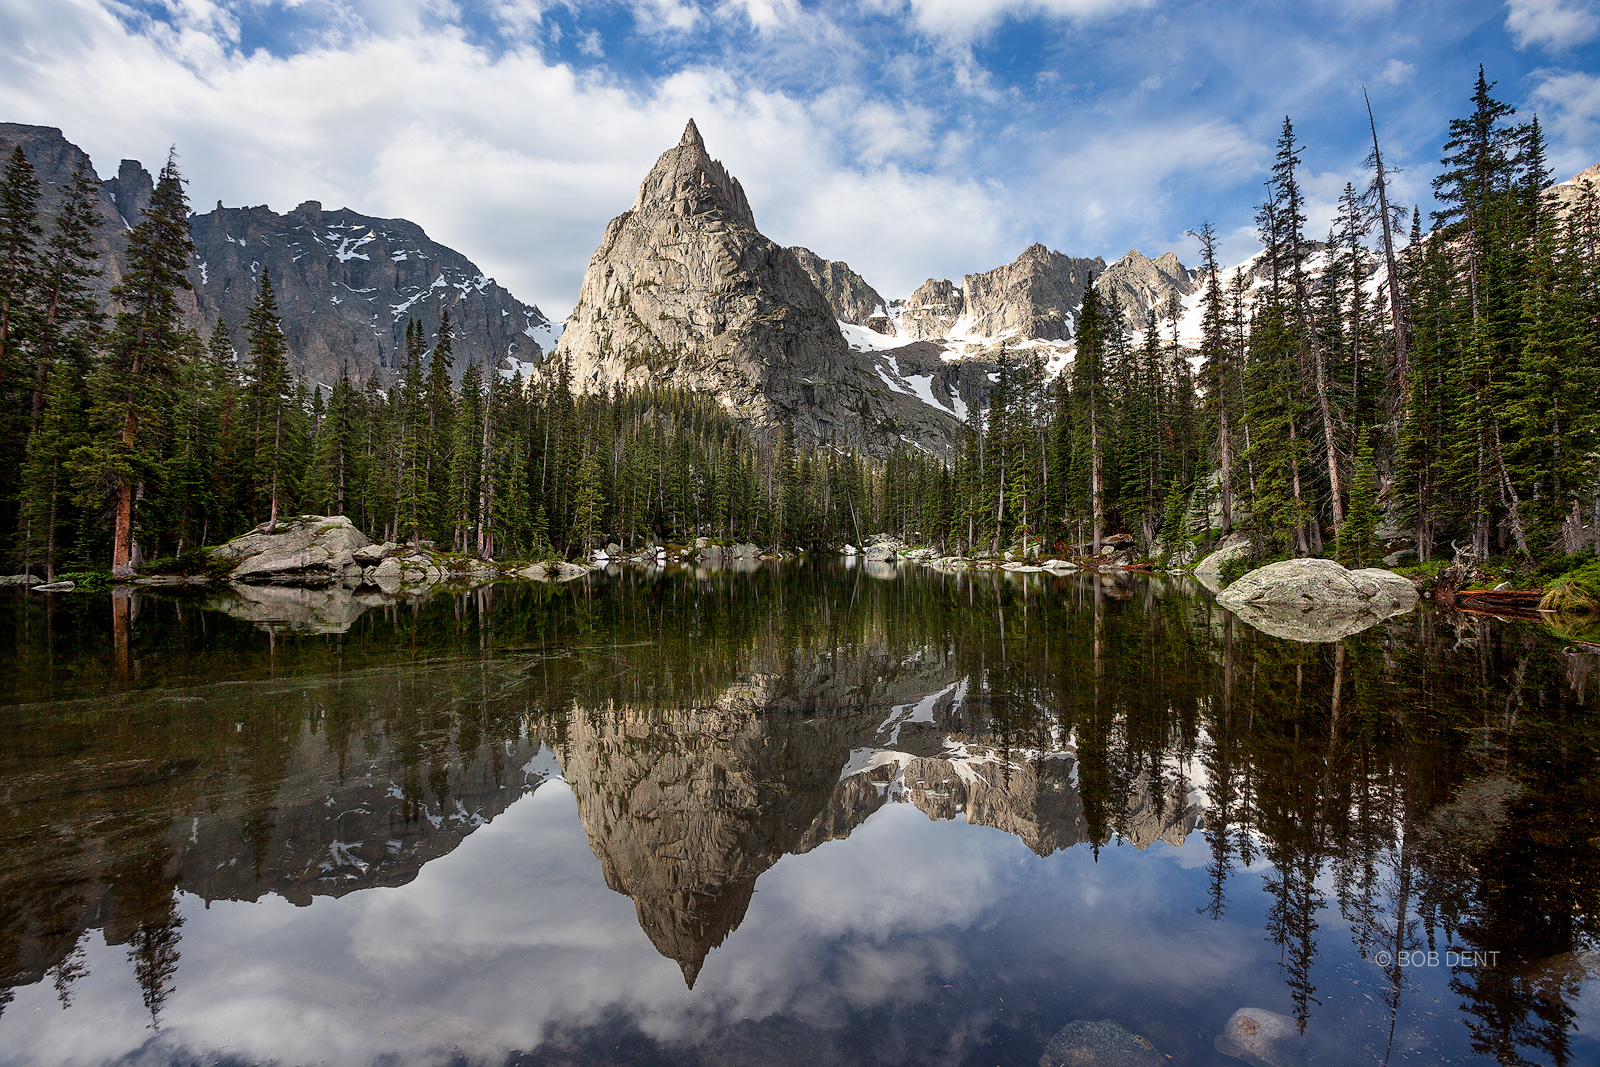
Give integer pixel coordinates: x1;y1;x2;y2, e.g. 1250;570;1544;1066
1;566;1598;1061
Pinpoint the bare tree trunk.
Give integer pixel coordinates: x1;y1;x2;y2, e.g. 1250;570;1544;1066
1091;403;1103;555
1364;90;1409;380
1314;341;1345;533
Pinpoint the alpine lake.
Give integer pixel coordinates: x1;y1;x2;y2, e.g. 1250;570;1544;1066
2;558;1598;1067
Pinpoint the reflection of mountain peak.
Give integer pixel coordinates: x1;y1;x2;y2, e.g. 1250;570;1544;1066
558;701;888;986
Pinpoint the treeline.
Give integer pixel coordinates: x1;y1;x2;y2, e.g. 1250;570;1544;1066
4;67;1595;576
889;70;1600;568
0;150;888;577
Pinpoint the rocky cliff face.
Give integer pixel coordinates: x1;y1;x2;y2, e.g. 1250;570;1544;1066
187;199;553;387
0;123;142;308
895;277;966;340
0;123;557;389
961;243;1103;340
788;246;893;332
1096;249;1198;326
553;120;956;455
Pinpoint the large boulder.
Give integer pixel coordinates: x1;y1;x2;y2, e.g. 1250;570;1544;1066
1192;532;1251;591
1215;558;1418;643
211;516;371;585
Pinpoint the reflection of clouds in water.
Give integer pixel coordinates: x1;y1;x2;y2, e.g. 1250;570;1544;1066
0;780;1027;1065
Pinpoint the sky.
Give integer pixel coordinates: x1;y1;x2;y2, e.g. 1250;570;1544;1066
3;0;1599;319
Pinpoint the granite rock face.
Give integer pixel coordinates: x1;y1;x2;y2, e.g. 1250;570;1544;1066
0;123;557;391
1193;533;1252;592
961;243;1102;340
210;515;371;585
1096;248;1198;328
553;120;957;455
187;200;555;388
897;277;967;340
788;246;892;332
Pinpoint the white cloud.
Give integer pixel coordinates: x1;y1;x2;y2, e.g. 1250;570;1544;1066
1376;58;1415;84
1505;0;1599;51
1531;68;1600;174
868;0;1154;41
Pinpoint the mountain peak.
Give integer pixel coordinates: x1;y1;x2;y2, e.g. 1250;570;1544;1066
633;120;754;227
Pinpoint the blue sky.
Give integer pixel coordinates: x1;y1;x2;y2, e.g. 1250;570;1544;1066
3;1;1599;317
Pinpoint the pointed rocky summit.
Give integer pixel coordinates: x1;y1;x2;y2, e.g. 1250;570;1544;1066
553;120;957;454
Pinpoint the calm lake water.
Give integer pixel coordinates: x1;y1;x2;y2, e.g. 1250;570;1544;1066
2;561;1598;1067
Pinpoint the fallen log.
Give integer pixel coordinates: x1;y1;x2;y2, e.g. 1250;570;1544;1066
1454;588;1547;615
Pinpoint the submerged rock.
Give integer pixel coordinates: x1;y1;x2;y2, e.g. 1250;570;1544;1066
1039;1018;1164;1067
1;574;41;586
1214;1007;1302;1067
1215;558;1417;643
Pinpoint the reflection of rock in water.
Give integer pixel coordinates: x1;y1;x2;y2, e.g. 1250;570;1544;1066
175;725;550;906
902;753;1085;855
895;752;1200;854
558;696;886;986
204;584;392;634
559;668;1208;985
0;670;547;997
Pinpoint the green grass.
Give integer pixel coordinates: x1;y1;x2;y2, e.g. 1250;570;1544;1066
53;570;110;592
1541;561;1600;616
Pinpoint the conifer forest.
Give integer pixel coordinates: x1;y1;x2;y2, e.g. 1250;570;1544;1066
0;70;1596;579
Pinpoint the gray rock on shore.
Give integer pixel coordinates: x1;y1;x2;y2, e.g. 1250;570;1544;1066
1192;532;1251;591
1215;557;1418;642
210;515;371;585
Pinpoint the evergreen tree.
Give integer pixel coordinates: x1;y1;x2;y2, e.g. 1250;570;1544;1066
73;151;194;575
245;270;292;525
1338;429;1380;567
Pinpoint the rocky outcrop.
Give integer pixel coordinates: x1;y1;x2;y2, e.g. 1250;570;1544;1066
1193;532;1251;591
553;120;957;455
0;123;558;391
0;123;144;310
788;246;892;332
896;278;966;340
1096;248;1198;329
961;243;1102;340
187;200;555;388
208;517;502;592
210;515;371;585
1215;557;1418;642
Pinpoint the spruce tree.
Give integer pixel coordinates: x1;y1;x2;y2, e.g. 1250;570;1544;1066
0;144;41;388
73;151;193;575
246;270;292;526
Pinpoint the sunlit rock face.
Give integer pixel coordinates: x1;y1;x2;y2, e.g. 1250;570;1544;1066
556;701;883;986
788;246;891;330
553;120;957;455
960;243;1102;340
